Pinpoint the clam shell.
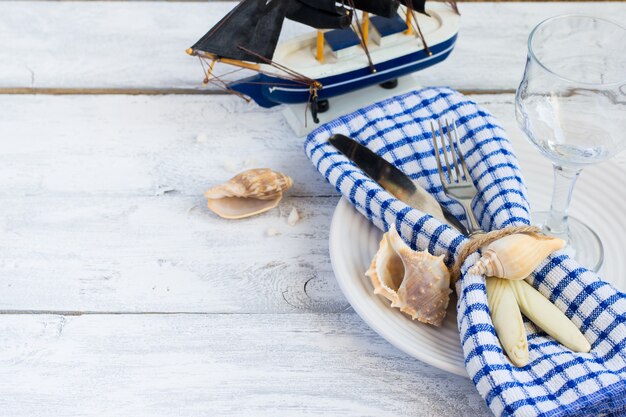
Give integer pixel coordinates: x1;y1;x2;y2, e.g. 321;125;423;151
366;228;451;327
469;233;565;280
206;196;283;220
205;168;293;201
204;168;293;219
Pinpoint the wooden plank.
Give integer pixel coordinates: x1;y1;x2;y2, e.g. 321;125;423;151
0;195;346;313
0;94;334;198
0;313;490;416
1;2;624;92
1;94;623;199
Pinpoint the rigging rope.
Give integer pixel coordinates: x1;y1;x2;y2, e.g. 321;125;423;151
197;56;251;101
347;0;376;73
236;46;319;87
407;5;432;56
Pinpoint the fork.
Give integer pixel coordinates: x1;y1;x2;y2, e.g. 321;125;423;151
430;119;484;236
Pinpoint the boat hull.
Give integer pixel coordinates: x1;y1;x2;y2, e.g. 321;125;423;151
229;34;457;108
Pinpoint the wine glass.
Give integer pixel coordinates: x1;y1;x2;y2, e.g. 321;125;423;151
515;15;626;272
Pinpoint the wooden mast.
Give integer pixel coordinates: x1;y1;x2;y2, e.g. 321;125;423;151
362;12;369;46
404;7;414;34
316;31;324;63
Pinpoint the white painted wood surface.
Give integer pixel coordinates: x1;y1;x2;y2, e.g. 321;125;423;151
1;2;625;416
0;314;489;416
0;2;624;92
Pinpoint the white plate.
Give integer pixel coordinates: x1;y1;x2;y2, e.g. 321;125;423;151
329;144;626;377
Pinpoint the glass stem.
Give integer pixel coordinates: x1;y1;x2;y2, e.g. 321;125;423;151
544;164;582;237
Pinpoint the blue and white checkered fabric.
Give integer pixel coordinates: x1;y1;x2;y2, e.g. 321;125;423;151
305;87;626;417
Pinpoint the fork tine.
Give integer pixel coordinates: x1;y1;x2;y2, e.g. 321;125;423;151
446;120;462;182
430;121;447;186
452;123;471;181
437;120;454;183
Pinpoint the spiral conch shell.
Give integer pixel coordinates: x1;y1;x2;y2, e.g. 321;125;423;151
469;233;565;280
366;228;452;326
204;168;293;219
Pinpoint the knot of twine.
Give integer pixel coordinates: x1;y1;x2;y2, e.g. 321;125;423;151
450;225;542;282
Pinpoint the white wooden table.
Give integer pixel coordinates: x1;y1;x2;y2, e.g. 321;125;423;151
1;2;625;416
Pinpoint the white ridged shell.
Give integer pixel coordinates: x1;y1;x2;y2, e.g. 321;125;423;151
486;277;590;367
366;228;451;327
509;280;590;353
486;277;529;367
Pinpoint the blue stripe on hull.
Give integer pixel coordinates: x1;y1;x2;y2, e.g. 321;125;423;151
230;34;457;108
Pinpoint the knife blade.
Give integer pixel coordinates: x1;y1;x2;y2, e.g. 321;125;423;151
329;134;468;235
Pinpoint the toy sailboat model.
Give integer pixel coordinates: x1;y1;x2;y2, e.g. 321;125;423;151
187;0;460;123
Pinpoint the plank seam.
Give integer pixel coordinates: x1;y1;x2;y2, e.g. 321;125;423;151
0;310;356;316
0;88;517;96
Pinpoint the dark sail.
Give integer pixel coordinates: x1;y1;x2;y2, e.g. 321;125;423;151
191;0;288;63
286;0;352;29
351;0;399;18
400;0;427;15
297;0;342;14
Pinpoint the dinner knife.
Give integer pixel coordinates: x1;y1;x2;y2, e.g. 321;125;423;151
328;134;468;235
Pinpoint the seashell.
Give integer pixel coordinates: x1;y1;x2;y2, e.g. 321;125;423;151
469;233;565;280
265;228;281;237
366;228;452;327
206;168;293;201
204;168;293;219
287;207;300;226
366;232;404;305
222;158;240;173
509;280;590;353
486;277;591;367
486;277;529;367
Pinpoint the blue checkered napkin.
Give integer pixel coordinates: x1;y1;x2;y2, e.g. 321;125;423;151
305;87;626;417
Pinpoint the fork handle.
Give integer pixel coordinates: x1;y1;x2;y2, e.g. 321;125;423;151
460;200;484;236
